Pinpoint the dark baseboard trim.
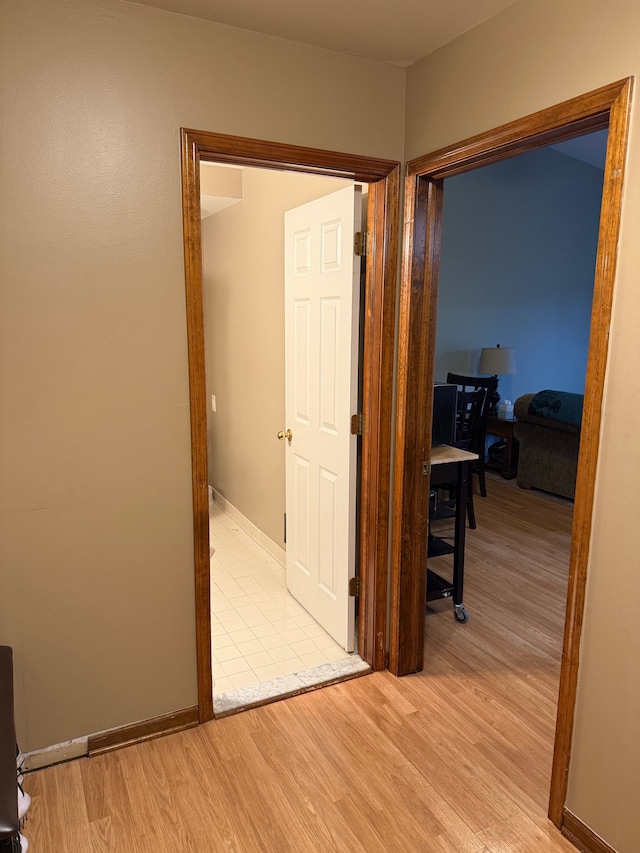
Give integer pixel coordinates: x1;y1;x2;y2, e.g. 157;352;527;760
88;706;199;757
562;809;618;853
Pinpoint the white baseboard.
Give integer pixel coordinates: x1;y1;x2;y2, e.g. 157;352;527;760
211;488;285;566
24;736;88;771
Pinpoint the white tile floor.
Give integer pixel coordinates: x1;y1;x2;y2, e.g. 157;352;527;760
209;500;354;696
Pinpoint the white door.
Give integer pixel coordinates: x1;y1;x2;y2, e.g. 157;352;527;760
283;185;362;651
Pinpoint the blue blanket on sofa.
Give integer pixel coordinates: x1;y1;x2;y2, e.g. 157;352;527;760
527;389;583;428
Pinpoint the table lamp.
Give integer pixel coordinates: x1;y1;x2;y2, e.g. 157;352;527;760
479;344;516;415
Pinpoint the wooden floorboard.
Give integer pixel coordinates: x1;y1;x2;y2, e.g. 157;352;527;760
23;476;578;851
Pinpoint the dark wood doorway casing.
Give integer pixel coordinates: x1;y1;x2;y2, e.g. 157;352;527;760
390;79;632;827
181;129;400;724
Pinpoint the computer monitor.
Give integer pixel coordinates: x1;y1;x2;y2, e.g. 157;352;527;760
432;383;457;446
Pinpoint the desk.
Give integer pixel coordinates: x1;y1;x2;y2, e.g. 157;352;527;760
428;445;478;623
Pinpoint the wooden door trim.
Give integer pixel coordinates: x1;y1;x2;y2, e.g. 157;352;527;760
181;130;400;722
390;78;633;825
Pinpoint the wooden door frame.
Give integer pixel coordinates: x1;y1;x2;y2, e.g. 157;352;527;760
389;78;632;827
180;129;400;722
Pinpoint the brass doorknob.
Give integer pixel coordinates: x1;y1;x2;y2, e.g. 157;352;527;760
277;429;293;442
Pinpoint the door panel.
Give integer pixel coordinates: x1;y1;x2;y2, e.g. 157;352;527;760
284;185;362;650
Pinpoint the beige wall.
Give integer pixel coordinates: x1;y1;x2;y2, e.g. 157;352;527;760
3;0;635;844
202;168;352;547
405;1;640;850
0;0;404;752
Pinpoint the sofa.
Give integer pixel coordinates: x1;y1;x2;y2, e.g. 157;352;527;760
513;390;583;500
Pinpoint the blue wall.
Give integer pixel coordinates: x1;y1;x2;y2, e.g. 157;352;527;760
435;146;604;405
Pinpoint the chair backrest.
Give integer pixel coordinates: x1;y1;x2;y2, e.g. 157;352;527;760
446;372;498;410
452;388;486;452
447;372;498;446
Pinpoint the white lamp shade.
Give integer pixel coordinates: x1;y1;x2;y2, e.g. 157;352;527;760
479;346;516;375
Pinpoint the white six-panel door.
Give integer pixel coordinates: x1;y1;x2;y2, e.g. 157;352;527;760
283;185;362;651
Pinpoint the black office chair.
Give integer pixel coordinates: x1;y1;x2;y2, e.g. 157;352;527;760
446;373;498;498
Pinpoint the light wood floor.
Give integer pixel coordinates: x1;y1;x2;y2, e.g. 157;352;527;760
23;477;578;852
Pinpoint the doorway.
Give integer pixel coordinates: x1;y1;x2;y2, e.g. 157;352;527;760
390;78;632;828
200;167;369;709
181;129;400;722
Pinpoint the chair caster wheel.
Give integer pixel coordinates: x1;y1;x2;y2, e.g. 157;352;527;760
453;605;469;623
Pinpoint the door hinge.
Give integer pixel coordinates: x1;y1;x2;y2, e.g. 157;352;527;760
351;413;365;435
349;576;360;597
283;512;286;545
354;231;369;256
423;461;431;476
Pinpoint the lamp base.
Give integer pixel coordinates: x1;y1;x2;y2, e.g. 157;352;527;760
488;377;500;416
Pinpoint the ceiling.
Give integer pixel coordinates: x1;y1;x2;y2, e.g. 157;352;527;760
551;130;608;170
127;0;519;67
